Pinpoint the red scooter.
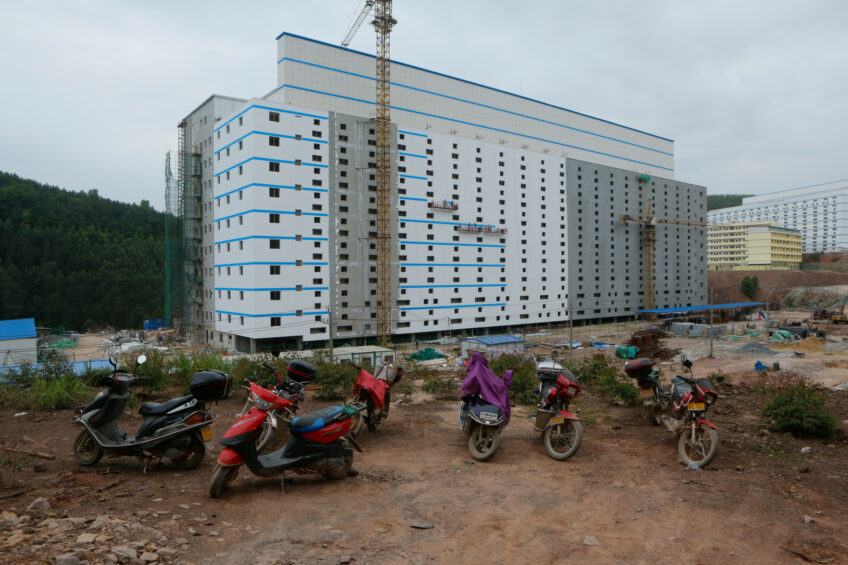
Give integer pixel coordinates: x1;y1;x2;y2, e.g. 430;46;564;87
349;362;404;436
209;382;364;497
531;357;583;460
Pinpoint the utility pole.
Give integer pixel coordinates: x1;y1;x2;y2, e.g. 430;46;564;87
327;309;335;364
568;299;574;364
709;287;714;358
765;284;770;334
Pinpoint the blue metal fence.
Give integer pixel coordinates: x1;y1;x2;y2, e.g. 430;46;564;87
0;358;112;379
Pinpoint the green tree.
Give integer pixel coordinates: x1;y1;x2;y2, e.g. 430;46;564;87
740;275;760;300
707;194;753;211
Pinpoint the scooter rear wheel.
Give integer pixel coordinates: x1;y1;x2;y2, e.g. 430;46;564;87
646;403;663;426
73;430;103;466
209;464;239;498
468;425;500;461
172;435;205;470
321;455;354;480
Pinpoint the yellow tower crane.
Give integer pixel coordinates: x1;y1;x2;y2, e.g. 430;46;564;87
619;201;706;311
341;0;396;346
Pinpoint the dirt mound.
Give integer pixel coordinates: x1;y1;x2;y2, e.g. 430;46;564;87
738;341;776;355
771;337;827;351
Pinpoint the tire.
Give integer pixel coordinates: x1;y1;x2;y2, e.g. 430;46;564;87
677;425;719;468
349;395;368;437
646;402;663;426
321;455;353;480
171;435;206;470
209;464;239;498
255;418;276;453
543;420;583;461
73;430;103;466
467;425;501;462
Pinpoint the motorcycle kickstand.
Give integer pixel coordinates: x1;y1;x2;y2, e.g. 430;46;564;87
280;472;293;493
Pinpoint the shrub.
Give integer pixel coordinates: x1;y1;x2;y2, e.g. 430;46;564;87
566;354;637;406
404;361;438;379
421;374;458;399
761;381;837;438
314;362;359;400
488;353;538;405
0;362;92;411
394;378;416;400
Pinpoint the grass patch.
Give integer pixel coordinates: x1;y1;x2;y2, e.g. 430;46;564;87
0;362;92;411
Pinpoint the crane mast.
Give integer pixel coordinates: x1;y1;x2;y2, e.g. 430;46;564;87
373;0;395;346
619;200;705;311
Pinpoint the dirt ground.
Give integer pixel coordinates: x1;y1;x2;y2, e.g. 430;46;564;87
2;369;847;565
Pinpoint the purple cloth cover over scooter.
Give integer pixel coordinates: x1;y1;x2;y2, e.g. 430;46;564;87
461;352;515;426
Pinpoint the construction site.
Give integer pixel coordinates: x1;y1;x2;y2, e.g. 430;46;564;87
2;3;847;565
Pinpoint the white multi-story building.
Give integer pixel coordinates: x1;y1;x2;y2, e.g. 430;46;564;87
708;179;848;253
175;33;706;352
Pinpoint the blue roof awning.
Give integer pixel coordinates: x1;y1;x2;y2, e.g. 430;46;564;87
0;318;37;341
464;334;524;345
637;302;767;315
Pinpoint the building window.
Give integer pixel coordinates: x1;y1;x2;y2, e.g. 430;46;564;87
269;111;280;122
269;136;279;146
270;265;281;275
269;213;280;223
269;187;280;197
270;291;281;300
271;317;281;326
269;162;280;172
270;239;280;249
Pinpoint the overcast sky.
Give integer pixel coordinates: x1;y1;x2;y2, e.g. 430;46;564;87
1;0;846;209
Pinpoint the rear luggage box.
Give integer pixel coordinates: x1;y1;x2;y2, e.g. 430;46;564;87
190;370;234;401
624;358;654;387
287;360;317;383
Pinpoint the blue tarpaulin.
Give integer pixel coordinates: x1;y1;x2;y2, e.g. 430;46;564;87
637;302;767;315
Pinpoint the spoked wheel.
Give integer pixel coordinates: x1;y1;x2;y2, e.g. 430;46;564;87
172;435;206;470
543;420;584;461
467;425;501;461
73;430;103;466
209;464;240;498
255;417;276;452
677;425;719;468
349;396;369;437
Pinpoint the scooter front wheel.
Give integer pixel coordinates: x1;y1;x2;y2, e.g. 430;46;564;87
468;425;500;461
73;430;103;466
543;420;583;461
209;464;240;498
172;435;205;470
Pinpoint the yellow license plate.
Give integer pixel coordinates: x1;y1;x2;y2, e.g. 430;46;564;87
550;416;565;425
639;388;654;399
688;403;705;411
201;426;213;441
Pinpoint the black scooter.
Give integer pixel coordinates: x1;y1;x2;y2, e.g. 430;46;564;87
72;355;231;471
458;395;505;461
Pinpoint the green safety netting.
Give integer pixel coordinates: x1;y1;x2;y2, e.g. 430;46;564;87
410;347;446;361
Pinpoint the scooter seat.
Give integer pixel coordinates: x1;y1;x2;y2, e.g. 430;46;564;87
291;406;344;433
138;395;194;416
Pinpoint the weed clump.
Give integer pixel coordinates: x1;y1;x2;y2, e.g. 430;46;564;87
761;381;837;438
488;353;538;405
0;362;92;411
566;353;637;406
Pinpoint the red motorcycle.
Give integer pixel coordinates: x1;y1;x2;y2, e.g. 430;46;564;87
349;362;404;436
209;382;363;497
667;359;720;468
531;358;583;460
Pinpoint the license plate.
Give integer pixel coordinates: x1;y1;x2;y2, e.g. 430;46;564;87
550;416;564;425
638;388;654;399
201;426;213;441
479;411;498;421
688;403;705;411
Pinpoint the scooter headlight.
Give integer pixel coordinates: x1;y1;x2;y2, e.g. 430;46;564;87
251;391;272;411
566;385;578;398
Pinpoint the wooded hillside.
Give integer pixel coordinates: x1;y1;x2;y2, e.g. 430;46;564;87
707;194;752;211
0;172;164;330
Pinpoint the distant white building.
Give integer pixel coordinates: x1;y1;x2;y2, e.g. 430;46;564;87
0;318;38;365
708;179;848;253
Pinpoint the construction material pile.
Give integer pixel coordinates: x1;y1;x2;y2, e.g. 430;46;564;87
626;326;680;361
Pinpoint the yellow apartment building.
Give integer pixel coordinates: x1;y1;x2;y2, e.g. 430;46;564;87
708;222;802;270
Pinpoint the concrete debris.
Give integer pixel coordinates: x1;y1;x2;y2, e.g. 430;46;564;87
26;497;51;517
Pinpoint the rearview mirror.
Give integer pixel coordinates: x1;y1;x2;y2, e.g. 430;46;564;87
137;354;147;365
109;356;117;367
683;359;693;369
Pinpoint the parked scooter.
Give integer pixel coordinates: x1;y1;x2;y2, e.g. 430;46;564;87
349;361;404;436
72;355;232;470
625;357;720;467
209;382;365;497
624;358;670;425
458;352;513;461
236;360;316;451
531;353;583;460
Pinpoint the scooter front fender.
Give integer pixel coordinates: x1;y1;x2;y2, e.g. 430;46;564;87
217;447;244;466
696;418;716;430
